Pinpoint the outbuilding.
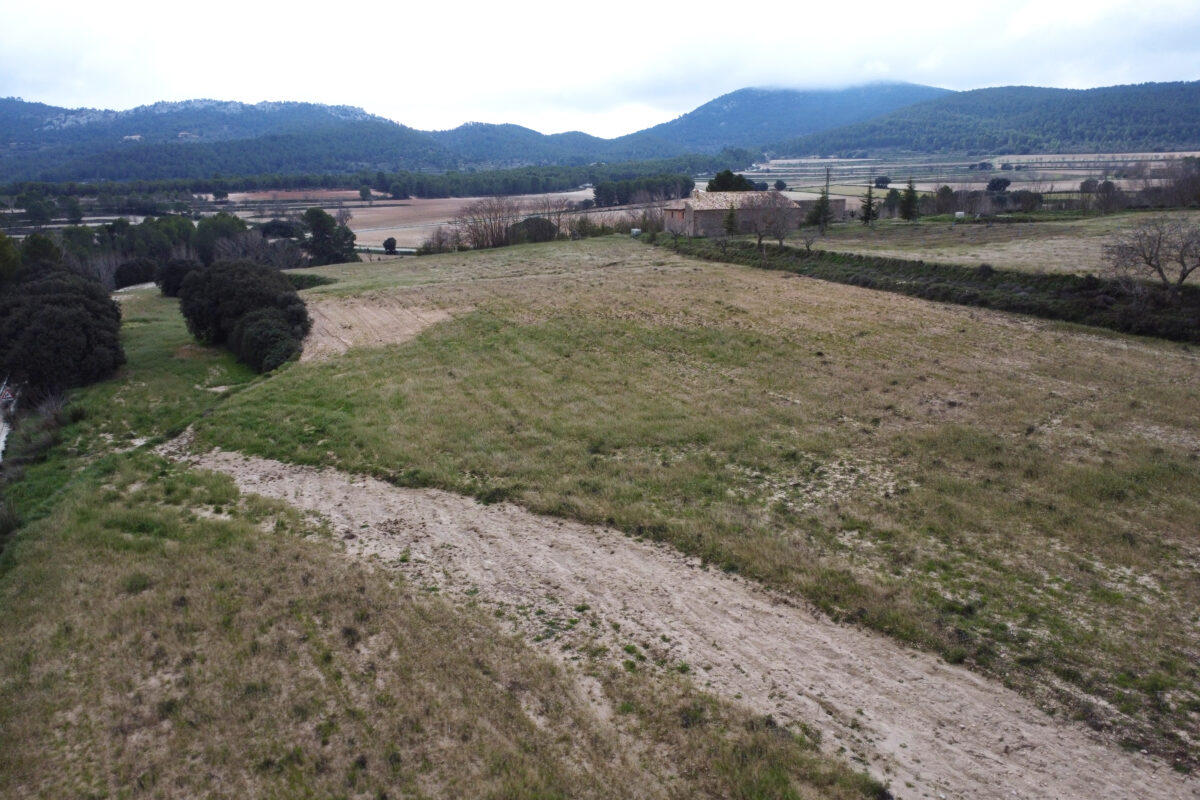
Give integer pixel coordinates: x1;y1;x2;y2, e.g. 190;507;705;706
663;191;845;238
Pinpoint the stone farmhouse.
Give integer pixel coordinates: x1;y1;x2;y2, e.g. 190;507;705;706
663;191;846;238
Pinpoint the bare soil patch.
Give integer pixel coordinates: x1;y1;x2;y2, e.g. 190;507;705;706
301;295;456;361
168;440;1194;800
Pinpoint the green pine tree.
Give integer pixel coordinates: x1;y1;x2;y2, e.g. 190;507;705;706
899;178;920;222
861;183;877;227
806;190;832;234
723;204;739;237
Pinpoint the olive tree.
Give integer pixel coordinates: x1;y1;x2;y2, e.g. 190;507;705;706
1103;216;1200;302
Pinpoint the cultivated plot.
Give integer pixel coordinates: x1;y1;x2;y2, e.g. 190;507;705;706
195;237;1200;776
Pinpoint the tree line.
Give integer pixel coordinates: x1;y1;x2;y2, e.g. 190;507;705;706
591;175;695;207
2;150;757;207
7;206;358;294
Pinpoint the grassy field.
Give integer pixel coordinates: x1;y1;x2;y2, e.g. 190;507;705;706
815;211;1200;275
195;237;1200;767
0;290;884;798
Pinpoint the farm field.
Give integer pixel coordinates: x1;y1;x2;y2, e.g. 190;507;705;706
0;284;882;800
194;238;1200;777
758;152;1200;212
813;210;1200;274
229;189;597;250
2;234;1197;798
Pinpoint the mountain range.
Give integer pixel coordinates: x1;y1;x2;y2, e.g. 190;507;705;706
2;80;1198;184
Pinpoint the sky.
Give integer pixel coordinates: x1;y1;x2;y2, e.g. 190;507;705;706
2;0;1199;139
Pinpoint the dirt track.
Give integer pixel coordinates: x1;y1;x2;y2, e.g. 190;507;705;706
164;439;1195;800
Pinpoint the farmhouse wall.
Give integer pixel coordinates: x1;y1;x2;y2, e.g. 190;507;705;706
663;191;842;238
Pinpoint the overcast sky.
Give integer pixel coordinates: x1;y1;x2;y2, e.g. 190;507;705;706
2;0;1199;138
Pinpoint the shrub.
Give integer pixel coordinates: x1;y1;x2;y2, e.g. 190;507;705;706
113;257;158;289
283;273;335;291
177;260;310;372
260;218;304;239
179;260;310;346
0;271;125;393
157;258;201;297
506;216;558;244
229;308;303;373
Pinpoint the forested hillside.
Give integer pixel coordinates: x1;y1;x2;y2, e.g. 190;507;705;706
26;121;460;182
772;81;1200;155
635;83;951;151
6;80;1200;185
4;88;951;182
426;123;682;166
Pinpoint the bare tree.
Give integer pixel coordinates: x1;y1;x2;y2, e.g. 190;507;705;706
627;201;665;236
739;190;796;248
531;196;572;235
1103;216;1200;302
214;230;307;268
453;197;522;250
419;226;461;254
797;226;819;254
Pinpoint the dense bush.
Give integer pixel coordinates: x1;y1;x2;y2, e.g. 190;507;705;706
113;257;158;289
229;308;303;372
178;260;310;371
260;218;304;239
283;273;335;291
157;258;201;297
0;271;125;393
507;216;558;244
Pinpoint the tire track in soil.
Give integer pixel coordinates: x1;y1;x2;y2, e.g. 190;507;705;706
169;442;1195;800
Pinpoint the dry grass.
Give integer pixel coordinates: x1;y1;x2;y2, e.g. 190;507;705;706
0;454;879;798
0;285;883;799
199;237;1200;765
816;211;1200;274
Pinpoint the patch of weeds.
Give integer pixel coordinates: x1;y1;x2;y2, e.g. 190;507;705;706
315;717;339;745
122;572;152;594
155;697;181;720
943;647;967;665
678;701;707;728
